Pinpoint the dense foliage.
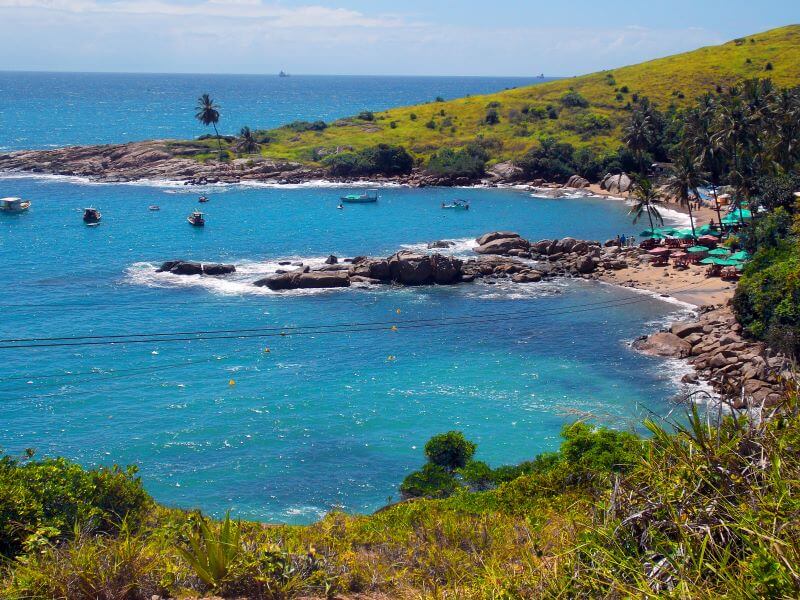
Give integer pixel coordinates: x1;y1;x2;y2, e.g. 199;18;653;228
323;144;413;177
6;397;798;598
0;453;151;559
424;141;490;178
400;423;642;500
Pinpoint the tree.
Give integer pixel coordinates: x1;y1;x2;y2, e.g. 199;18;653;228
195;94;223;156
683;102;726;229
424;431;476;472
663;152;705;241
628;177;664;231
236;126;259;154
622;109;653;176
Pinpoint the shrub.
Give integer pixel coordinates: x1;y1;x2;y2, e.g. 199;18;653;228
284;120;327;133
400;464;459;499
425;119;436;129
0;454;151;558
560;422;642;476
323;144;413;177
425;432;476;471
426;147;486;178
357;111;375;121
516;137;576;182
560;90;589;108
435;96;445;102
573;113;612;134
484;108;500;125
389;121;397;129
620;85;630;94
765;62;774;71
409;113;417;121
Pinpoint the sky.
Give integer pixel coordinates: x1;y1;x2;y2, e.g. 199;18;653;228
0;0;798;76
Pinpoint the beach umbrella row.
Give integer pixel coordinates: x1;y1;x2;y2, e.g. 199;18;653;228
699;257;742;266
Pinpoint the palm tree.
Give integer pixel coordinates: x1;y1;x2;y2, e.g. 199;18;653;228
195;94;222;155
683;103;726;230
237;126;259;154
628;177;664;231
623;109;653;176
663;152;704;242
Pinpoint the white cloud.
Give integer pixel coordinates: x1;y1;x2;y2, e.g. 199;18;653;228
0;0;724;75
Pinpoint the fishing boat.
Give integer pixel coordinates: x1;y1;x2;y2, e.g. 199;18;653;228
442;199;470;210
279;70;290;78
148;205;160;211
198;195;209;203
340;189;378;203
0;197;31;213
82;207;101;224
187;211;205;227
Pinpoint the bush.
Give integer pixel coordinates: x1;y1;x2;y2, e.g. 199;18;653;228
400;464;459;499
425;119;436;129
573;113;611;134
425;146;487;178
516;137;576;182
284;120;327;133
425;432;476;471
323;144;413;177
409;113;417;121
484;108;500;125
435;96;445;102
560;422;642;476
560;90;589;108
0;454;151;558
357;111;375;121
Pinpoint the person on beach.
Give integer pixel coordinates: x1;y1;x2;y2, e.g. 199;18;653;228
616;234;621;247
620;234;626;247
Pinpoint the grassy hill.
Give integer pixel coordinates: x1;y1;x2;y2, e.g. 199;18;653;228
239;24;800;166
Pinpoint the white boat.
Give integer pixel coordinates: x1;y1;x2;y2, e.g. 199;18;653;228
340;189;378;203
0;197;31;213
442;199;470;210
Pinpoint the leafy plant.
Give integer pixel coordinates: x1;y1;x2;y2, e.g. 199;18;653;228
179;512;241;589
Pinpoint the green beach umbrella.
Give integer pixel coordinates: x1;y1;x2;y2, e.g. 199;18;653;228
730;250;751;262
716;258;741;266
708;248;731;257
699;257;717;265
673;230;695;240
696;224;719;236
687;245;710;253
640;228;664;238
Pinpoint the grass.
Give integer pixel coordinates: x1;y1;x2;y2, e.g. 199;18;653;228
185;24;800;169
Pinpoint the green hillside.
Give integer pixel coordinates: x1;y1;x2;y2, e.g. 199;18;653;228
244;24;799;166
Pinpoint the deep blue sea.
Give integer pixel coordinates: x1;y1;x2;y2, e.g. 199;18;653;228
0;73;692;523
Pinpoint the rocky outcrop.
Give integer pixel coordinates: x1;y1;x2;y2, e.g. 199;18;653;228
636;307;793;408
565;175;590;188
255;269;351;290
474;232;530;256
600;173;633;194
157;260;235;276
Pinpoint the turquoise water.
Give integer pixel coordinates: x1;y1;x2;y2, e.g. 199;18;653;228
0;176;690;522
0;72;549;151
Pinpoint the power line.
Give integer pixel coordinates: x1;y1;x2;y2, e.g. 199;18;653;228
0;284;701;351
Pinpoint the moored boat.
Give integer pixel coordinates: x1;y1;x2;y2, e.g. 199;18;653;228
187;211;205;226
148;205;160;211
340;189;378;203
442;199;469;210
0;197;31;213
198;195;209;203
83;207;101;224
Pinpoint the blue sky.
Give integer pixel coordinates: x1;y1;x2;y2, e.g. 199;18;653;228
0;1;797;75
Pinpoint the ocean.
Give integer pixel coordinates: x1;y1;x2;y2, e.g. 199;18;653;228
0;73;693;522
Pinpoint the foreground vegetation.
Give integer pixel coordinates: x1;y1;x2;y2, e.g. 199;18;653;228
3;391;799;598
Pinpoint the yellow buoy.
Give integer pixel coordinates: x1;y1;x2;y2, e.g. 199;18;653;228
387;355;396;361
263;348;271;353
390;325;398;332
396;308;401;314
228;379;236;386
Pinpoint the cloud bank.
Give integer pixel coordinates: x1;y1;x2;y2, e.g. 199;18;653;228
0;0;724;75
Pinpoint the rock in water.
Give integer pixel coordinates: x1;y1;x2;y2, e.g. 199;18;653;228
475;231;520;246
565;174;590;188
633;332;692;358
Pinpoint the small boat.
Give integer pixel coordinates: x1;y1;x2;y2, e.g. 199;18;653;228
340;189;378;203
83;207;101;224
442;199;470;210
337;204;344;210
279;70;290;78
198;195;209;203
148;205;160;211
0;197;31;213
187;211;205;227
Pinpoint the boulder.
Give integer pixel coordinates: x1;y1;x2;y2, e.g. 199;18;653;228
512;271;542;283
601;173;632;194
430;254;463;284
167;261;203;275
671;321;705;338
474;237;530;256
487;161;524;182
324;255;338;265
202;263;236;276
634;332;692;358
576;255;596;274
427;240;455;249
349;258;391;281
565;174;590;188
255;270;350;290
476;231;521;246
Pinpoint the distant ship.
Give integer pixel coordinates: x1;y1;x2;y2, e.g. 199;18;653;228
279;70;290;78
